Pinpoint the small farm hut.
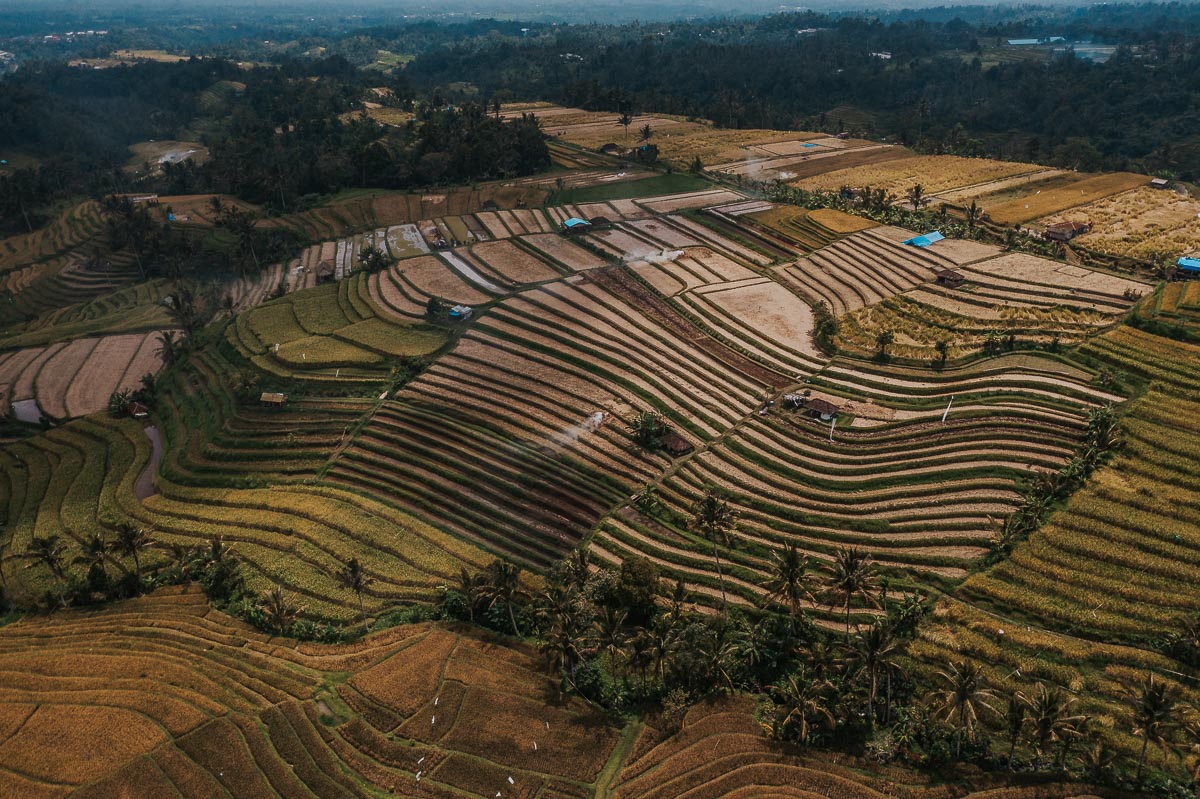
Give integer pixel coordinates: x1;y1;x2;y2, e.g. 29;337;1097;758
805;398;841;421
1150;178;1172;189
1177;257;1200;276
661;431;694;457
1043;221;1091;242
589;216;614;229
935;269;965;288
315;260;336;283
562;217;591;235
125;401;150;419
904;231;945;248
449;304;473;320
260;392;287;407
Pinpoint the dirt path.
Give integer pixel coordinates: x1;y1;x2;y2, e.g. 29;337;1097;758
135;425;163;501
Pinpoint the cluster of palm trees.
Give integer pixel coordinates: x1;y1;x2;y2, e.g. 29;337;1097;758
929;660;1197;785
21;525;153;606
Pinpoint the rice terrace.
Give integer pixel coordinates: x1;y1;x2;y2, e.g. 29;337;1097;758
4;4;1200;797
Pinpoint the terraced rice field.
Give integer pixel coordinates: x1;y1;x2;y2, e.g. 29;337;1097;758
0;330;169;421
325;273;775;570
1037;185;1200;260
0;589;620;798
909;327;1200;767
977;172;1149;225
791;154;1041;197
592;352;1117;623
1147;279;1200;332
228;281;446;384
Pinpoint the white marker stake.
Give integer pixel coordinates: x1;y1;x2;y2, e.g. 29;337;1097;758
431;715;436;725
533;742;538;751
508;777;515;785
942;395;955;423
434;696;439;706
828;415;835;443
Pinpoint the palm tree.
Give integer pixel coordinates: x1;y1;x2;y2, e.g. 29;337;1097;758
853;621;904;729
478;559;529;636
258;586;304;634
593;606;628;674
1129;673;1181;783
874;330;895;360
1004;693;1026;769
965;199;982;233
616;111;634;141
907;184;924;210
638;123;653;142
689;493;736;615
156;330;182;367
928;660;998;757
828;546;880;639
763;543;817;621
1022;682;1083;766
337;557;374;630
637;616;680;684
73;533;111;587
774;666;834;745
25;535;68;589
452;566;484;622
113;524;153;580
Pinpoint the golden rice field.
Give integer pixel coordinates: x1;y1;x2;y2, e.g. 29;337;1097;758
1038;185;1200;260
980;172;1148;225
792;154;1041;197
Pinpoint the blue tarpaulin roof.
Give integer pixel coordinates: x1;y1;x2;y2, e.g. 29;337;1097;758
563;217;590;228
802;142;818;148
1177;257;1200;272
904;231;945;248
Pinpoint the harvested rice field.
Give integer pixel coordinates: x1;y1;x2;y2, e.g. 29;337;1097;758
1037;185;1200;260
792;154;1041;197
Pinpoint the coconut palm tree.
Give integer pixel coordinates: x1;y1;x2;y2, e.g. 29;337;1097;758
73;533;111;590
1022;682;1083;766
907;184;924;210
1129;673;1182;783
478;559;529;636
155;330;182;367
689;493;737;615
593;606;628;675
337;557;374;630
965;199;982;233
828;546;880;639
773;666;834;745
763;543;817;621
258;586;304;634
637;616;680;685
928;659;999;758
25;535;69;596
113;523;153;581
1004;693;1027;769
853;621;904;729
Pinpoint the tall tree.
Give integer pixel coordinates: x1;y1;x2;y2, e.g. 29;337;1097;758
828;546;880;639
337;557;374;630
689;492;737;615
478;559;529;636
763;543;817;622
928;659;998;758
113;524;153;581
1129;673;1181;783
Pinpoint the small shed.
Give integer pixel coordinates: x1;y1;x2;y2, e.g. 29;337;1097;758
935;269;965;288
1150;178;1172;190
449;304;473;320
805;398;841;420
125;401;150;419
661;430;694;457
1043;221;1091;242
315;260;336;283
563;217;591;235
589;216;614;229
1177;257;1200;275
836;132;850;140
904;231;945;248
260;392;287;406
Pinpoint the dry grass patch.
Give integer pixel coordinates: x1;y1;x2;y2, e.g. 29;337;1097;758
1039;185;1200;260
